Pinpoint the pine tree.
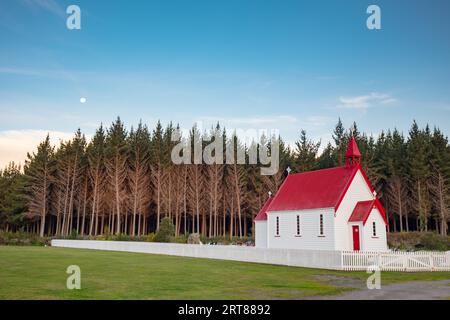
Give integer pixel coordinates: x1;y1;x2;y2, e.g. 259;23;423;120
407;121;430;231
105;117;128;235
187;125;204;234
128;121;151;236
87;125;106;236
294;130;320;172
0;162;27;232
428;127;450;235
227;132;247;238
386;129;409;231
318;142;336;169
150;121;165;230
332;118;346;165
24;135;55;237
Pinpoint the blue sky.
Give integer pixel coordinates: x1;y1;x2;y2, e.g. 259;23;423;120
0;0;449;167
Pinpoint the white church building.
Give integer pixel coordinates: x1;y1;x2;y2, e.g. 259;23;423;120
255;136;388;252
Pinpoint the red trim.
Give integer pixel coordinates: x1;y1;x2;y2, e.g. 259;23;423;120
348;199;388;226
254;196;274;221
334;165;358;211
265;174;290;213
356;163;375;193
334;164;375;212
373;197;388;225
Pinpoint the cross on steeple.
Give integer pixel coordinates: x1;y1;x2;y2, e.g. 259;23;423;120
350;125;355;138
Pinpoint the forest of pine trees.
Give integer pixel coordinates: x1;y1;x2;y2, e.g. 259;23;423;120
0;118;449;238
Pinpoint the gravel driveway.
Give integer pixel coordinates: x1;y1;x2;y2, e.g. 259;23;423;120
316;278;450;300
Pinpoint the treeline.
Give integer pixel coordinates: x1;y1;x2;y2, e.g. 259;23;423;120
0;118;448;237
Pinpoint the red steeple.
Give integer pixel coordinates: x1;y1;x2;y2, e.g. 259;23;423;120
345;136;361;166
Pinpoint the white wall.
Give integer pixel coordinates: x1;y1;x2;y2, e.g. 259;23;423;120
51;240;450;272
266;208;335;250
51;240;343;270
255;221;267;248
334;169;375;251
362;208;388;251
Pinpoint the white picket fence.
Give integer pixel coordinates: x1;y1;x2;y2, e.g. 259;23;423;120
51;240;450;272
51;240;342;270
341;250;450;272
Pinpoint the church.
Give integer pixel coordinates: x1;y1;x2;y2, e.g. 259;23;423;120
255;136;388;252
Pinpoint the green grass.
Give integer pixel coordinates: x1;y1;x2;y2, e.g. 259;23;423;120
0;246;449;299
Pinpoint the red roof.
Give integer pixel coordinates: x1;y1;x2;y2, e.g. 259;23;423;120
254;196;273;221
345;137;361;158
348;199;387;225
266;165;359;212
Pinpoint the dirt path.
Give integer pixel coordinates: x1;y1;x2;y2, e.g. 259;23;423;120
316;278;450;300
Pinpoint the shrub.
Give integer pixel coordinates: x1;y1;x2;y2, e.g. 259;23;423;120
68;229;78;240
0;231;51;246
198;235;254;246
113;233;130;241
154;217;175;243
145;233;156;242
188;233;201;244
172;234;188;243
388;232;450;251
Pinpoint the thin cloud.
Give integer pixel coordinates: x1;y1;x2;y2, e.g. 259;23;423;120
0;67;78;81
20;0;65;19
337;92;397;109
0;129;84;169
197;115;298;126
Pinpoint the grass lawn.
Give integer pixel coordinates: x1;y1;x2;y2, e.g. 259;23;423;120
0;245;449;299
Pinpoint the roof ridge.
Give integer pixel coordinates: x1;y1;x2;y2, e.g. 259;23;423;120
265;174;290;213
288;165;350;177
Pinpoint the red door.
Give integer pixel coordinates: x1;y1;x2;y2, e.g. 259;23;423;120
352;225;360;251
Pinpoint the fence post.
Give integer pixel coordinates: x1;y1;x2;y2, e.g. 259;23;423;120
402;253;408;271
377;253;381;270
446;251;450;270
429;253;434;271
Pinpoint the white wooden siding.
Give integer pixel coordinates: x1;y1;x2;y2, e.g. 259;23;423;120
362;208;388;251
255;221;267;248
334;169;375;251
266;208;335;250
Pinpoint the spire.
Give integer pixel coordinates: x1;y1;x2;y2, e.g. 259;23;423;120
345;135;361;166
